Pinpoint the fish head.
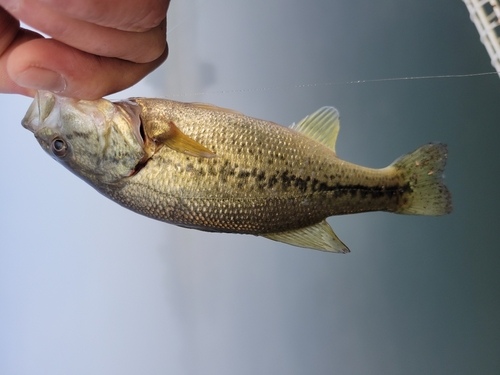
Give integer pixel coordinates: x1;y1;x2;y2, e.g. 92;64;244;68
22;91;146;186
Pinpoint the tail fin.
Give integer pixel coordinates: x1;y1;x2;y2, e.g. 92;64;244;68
392;143;452;216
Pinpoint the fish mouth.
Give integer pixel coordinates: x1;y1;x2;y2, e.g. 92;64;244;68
22;91;57;134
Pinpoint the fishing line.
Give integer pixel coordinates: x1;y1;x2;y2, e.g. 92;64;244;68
166;0;209;35
167;71;499;97
164;1;498;97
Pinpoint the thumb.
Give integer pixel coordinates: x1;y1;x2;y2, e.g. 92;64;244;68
7;38;168;99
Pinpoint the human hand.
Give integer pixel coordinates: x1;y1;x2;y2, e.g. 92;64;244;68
0;0;170;99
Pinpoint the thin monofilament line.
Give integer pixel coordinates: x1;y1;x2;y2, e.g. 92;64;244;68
166;0;209;35
348;71;498;83
168;71;498;97
166;16;192;34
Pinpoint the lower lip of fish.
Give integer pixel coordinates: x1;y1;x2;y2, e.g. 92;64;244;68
21;100;39;133
22;92;58;133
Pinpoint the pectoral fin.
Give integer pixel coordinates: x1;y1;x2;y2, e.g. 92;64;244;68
153;121;217;158
262;220;350;253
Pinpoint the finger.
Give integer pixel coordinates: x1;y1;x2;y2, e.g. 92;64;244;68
37;0;170;32
0;9;39;96
0;6;18;51
7;38;168;99
2;0;167;63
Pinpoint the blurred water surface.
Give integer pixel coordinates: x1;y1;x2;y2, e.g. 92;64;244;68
1;1;499;374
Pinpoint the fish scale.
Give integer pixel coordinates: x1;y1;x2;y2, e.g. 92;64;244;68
22;91;452;252
127;100;402;229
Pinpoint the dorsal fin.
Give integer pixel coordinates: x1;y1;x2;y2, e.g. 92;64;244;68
189;102;243;115
290;107;340;154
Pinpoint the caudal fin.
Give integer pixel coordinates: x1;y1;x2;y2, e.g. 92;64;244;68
392;143;452;216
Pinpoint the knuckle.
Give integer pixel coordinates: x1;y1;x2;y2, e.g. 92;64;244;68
127;29;167;63
130;42;166;64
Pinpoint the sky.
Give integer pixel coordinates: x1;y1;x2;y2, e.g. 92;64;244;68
1;0;499;374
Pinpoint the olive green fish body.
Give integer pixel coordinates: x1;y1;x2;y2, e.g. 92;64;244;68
22;92;452;252
113;99;405;234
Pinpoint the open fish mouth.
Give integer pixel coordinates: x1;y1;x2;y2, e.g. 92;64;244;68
22;91;58;134
22;91;131;139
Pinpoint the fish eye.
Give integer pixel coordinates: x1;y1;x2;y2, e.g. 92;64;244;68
51;138;68;158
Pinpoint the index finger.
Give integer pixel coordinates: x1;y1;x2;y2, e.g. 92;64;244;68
1;0;168;63
35;0;170;32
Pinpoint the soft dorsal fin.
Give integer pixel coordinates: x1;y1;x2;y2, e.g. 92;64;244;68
290;107;340;154
262;220;350;253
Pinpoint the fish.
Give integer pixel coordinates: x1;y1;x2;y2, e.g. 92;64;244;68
22;91;452;253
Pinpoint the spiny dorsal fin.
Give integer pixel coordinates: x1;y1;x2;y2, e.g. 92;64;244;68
190;102;243;115
153;121;217;158
262;220;350;253
290;107;340;154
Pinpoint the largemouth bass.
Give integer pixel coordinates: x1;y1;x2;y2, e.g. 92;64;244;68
22;91;452;252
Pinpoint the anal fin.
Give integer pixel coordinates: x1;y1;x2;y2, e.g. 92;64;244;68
262;220;350;253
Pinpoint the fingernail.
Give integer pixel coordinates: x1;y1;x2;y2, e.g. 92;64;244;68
15;68;67;93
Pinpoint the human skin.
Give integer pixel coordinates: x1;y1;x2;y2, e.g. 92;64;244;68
0;0;170;99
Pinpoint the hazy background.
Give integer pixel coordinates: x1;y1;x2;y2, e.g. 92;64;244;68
1;1;499;374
